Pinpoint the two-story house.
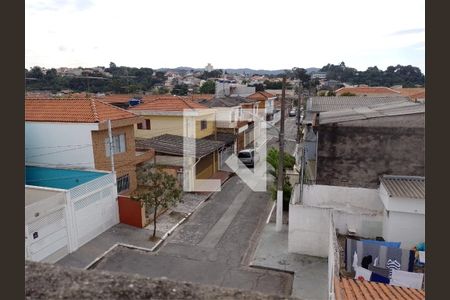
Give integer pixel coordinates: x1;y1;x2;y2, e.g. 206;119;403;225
129;97;226;190
196;96;258;153
25;98;155;195
247;91;277;121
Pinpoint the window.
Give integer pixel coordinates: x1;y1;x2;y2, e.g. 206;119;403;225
105;134;126;157
137;119;151;130
117;175;130;193
200;120;207;130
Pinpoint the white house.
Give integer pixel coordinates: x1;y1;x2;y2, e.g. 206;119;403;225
25;167;118;263
379;175;425;249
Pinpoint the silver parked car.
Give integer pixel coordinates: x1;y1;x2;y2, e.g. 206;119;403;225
238;149;259;168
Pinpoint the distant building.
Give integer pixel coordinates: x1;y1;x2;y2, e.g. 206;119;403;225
215;82;255;98
205;63;214;72
311;72;327;80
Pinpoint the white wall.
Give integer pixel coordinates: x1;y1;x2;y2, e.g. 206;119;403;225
383;210;425;249
25;122;98;169
288;204;331;257
379;184;425;214
302;184;383;211
298;184;384;238
215;107;238;128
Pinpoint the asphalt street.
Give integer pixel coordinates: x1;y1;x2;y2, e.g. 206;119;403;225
93;176;293;296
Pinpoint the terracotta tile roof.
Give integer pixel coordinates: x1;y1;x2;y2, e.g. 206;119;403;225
97;94;215;104
335;277;425;300
182;94;215;101
393;88;425;101
336;87;400;96
25;98;138;123
247;91;276;101
130;96;208;112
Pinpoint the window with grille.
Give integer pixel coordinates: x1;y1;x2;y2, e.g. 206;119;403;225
117;175;130;193
200;120;207;130
137;119;151;130
104;134;126;157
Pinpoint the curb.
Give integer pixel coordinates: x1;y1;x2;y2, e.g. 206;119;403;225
149;173;235;252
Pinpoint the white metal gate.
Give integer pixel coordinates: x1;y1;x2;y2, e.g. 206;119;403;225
26;207;70;263
72;186;118;247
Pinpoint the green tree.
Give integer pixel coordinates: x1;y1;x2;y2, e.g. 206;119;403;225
340;92;356;96
266;147;295;208
131;168;182;238
199;80;216;94
172;83;189;95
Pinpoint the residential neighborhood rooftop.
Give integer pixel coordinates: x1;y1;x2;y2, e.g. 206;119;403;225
197;96;256;108
247;91;276;101
308;96;411;112
25;98;139;123
317;101;425;125
136;134;225;158
380;175;425;199
335;86;401;96
130;97;208;112
334;277;425;300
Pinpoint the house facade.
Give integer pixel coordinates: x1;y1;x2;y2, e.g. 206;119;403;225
246;91;276;122
129;97;225;190
25;98;154;195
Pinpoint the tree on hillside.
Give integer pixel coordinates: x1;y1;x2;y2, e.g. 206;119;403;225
131;168;182;239
199;80;216;94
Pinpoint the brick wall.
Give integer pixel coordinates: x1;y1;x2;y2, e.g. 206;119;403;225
91;125;138;194
316;123;425;188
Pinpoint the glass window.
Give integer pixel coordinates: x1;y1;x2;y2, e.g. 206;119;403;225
117;174;130;193
105;134;126;157
200;120;207;130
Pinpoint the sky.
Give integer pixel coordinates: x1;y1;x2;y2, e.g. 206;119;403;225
25;0;425;73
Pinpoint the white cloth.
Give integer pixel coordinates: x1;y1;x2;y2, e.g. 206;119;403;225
418;251;425;263
391;269;424;289
352;251;358;271
354;266;372;281
373;257;379;267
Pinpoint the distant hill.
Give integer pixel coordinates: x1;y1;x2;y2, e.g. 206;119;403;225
156;67;320;76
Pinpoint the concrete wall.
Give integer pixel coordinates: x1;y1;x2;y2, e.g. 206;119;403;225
302;184;383;211
299;185;384;238
379;184;425;214
383;210;425;249
25;122;98;169
288;204;331;257
316;118;425;188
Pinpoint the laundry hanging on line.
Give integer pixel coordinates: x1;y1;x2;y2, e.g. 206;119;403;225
345;238;415;273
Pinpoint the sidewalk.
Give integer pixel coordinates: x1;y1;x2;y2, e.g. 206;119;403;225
250;222;328;300
56;172;233;269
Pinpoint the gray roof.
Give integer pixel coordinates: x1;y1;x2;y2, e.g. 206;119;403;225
318;101;425;125
197;96;256;108
308;96;411;112
136;134;225;158
380;175;425;199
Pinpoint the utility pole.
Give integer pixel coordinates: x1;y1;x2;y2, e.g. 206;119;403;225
276;76;286;232
107;119;115;174
296;83;302;143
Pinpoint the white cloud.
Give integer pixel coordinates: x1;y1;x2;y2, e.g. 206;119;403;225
25;0;425;72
